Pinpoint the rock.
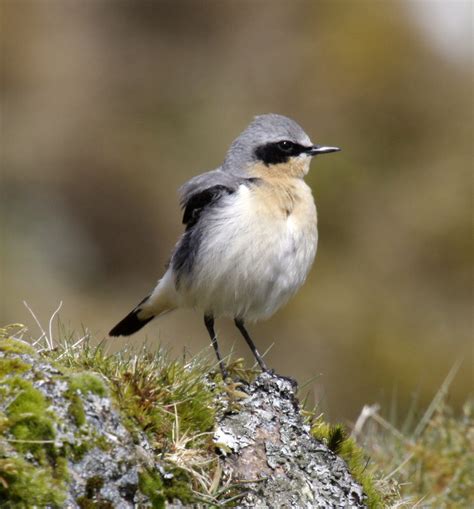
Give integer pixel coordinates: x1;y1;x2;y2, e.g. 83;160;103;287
0;339;172;508
1;337;369;508
215;372;367;508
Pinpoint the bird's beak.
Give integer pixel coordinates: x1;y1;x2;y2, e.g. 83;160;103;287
307;145;341;155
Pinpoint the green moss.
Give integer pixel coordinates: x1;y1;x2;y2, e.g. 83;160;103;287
76;475;114;508
0;412;8;434
55;456;70;483
1;377;63;502
40;340;249;506
0;370;114;507
0;375;69;505
76;499;114;509
69;373;107;397
65;373;107;428
68;392;86;426
65;374;108;427
338;435;383;508
10;415;56;458
137;467;195;508
94;433;111;451
85;475;105;494
312;421;383;508
1;327;388;507
67;440;90;461
111;355;216;448
62;434;94;462
0;457;66;508
4;377;57;463
0;337;36;356
162;468;194;504
138;469;166;509
5;376;47;416
61;429;111;464
0;356;30;378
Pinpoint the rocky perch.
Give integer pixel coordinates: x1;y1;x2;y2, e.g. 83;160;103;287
0;338;159;507
216;374;366;508
0;335;373;508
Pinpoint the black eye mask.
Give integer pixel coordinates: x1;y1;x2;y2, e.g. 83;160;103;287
254;141;311;166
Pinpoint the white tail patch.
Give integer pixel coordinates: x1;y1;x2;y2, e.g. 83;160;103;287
139;269;178;319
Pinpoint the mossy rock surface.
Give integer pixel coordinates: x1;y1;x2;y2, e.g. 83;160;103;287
0;338;186;508
0;334;382;508
215;373;368;508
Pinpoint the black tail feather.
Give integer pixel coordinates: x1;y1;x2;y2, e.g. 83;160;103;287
109;296;154;337
109;311;154;337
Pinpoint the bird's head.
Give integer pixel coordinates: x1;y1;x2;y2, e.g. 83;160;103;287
223;113;340;179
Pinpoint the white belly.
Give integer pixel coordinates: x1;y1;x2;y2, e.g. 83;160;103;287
177;182;318;321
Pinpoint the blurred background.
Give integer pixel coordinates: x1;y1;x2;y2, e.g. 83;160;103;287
1;0;472;422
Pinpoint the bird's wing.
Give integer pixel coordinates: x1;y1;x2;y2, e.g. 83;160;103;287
179;169;238;206
178;169;255;229
181;185;234;229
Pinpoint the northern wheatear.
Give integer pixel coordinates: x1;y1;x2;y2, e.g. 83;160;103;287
110;114;340;377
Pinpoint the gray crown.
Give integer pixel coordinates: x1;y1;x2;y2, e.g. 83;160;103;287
222;114;312;172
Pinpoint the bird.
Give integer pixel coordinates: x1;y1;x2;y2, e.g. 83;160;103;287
109;114;340;378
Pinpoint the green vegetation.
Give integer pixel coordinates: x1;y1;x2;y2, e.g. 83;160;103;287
0;356;30;378
62;373;106;428
312;421;383;508
138;467;195;509
0;456;67;508
56;337;221;463
0;334;35;356
0;328;229;507
357;395;473;507
310;363;473;508
0;337;68;507
5;377;57;460
68;372;107;397
53;338;246;505
76;475;113;509
66;390;87;427
1;324;471;507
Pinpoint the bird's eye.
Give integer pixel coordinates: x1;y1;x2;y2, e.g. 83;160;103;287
277;140;293;152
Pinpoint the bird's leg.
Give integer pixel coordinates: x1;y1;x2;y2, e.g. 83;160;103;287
204;315;228;379
234;318;268;372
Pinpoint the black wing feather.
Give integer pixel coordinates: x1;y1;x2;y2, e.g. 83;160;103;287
173;179;259;282
182;185;234;229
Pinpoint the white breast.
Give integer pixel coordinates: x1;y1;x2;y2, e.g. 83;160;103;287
177;181;318;321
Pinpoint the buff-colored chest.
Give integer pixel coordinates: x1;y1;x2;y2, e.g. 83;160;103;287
250;172;318;230
176;169;318;320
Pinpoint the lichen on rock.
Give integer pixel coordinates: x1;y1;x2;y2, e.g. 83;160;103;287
0;331;378;508
215;372;367;508
0;338;162;508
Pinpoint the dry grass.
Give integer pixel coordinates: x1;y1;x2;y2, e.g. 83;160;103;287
352;362;473;507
